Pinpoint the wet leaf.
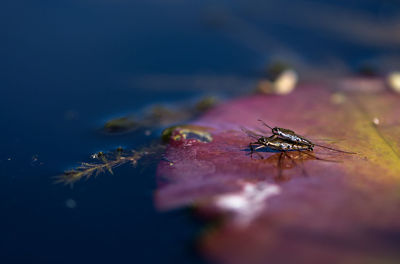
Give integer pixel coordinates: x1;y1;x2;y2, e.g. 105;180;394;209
155;80;400;264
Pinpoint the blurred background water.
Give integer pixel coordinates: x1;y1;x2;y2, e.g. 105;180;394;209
1;0;399;263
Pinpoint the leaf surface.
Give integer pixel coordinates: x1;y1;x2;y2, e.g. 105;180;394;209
156;81;400;264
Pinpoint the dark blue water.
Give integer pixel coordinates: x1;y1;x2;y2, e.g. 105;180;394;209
1;1;399;263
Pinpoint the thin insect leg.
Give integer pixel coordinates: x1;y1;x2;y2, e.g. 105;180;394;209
254;146;266;159
314;143;356;154
249;143;255;158
268;134;278;140
302;151;341;163
254;145;266;150
283;151;309;177
310;138;341;142
249;143;265;159
257;119;273;130
309;151;341;156
277;152;284;178
249;142;257;157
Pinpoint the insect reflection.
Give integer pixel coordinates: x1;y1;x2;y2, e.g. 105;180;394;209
262;151;316;182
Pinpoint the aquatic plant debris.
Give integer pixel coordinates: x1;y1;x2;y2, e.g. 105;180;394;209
103;96;218;134
55;145;163;186
156;80;400;264
161;125;213;143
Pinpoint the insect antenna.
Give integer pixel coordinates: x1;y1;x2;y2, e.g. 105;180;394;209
257;119;274;130
313;143;357;154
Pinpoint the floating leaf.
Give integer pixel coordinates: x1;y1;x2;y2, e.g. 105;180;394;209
155;80;400;264
103;96;218;134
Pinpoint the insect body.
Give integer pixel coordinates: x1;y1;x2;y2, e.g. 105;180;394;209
273;127;314;147
242;122;350;181
258;119;314;147
255;135;312;152
245;133;314;178
242;126;314;161
242;125;343;180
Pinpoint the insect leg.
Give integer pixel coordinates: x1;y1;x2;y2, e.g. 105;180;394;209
254;145;266;150
314;143;356;154
249;142;255;158
268;134;278;140
302;151;341;163
249;143;265;159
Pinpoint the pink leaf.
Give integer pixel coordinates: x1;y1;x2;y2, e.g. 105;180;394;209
156;80;400;264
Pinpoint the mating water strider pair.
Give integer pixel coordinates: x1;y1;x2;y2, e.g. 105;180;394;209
242;120;355;177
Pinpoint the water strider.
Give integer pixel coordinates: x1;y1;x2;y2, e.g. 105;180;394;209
257;119;356;154
241;122;355;179
242;127;325;160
